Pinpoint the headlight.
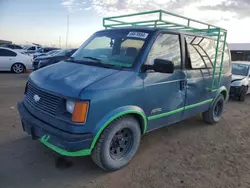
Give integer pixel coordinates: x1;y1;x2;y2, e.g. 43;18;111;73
66;100;75;114
231;80;243;87
66;100;89;123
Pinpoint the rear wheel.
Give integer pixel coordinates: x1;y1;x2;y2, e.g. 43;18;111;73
239;86;248;102
11;63;25;74
202;94;224;124
91;116;141;171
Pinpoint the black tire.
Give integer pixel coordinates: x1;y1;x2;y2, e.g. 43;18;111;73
11;63;25;74
239;86;248;102
91;116;141;171
202;94;224;124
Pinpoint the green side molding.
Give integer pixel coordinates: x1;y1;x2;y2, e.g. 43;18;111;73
148;99;213;120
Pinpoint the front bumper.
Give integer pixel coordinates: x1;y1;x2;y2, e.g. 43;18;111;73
229;86;243;98
17;102;93;156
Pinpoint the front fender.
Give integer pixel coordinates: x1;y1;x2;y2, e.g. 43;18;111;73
90;105;147;150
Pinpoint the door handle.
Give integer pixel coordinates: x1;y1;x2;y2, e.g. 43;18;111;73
180;80;187;90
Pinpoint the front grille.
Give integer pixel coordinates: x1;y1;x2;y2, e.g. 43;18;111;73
24;82;61;115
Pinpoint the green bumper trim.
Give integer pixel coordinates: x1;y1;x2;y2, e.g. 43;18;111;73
148;99;213;120
40;110;147;157
40;135;91;157
90;110;147;149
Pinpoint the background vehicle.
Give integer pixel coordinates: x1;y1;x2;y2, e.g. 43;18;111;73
0;44;24;52
32;47;60;59
18;10;231;171
22;45;41;54
0;47;33;73
230;62;250;101
32;48;77;70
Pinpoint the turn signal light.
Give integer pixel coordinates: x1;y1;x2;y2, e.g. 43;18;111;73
72;102;89;123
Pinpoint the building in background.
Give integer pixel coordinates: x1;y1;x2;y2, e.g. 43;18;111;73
229;43;250;62
0;39;12;45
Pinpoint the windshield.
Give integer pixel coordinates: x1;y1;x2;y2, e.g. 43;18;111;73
36;48;44;53
46;50;60;55
232;64;249;76
55;49;72;56
72;30;148;68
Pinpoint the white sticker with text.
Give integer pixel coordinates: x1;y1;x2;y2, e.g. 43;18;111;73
127;32;149;39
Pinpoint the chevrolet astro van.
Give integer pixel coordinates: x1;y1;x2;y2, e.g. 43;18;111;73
18;10;232;171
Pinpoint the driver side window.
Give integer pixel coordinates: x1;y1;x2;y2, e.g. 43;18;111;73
145;33;181;68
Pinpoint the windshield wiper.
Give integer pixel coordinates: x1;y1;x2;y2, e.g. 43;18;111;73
82;56;117;68
82;56;103;62
66;56;75;62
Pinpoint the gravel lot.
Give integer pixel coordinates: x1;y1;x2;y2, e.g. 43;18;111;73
1;73;250;188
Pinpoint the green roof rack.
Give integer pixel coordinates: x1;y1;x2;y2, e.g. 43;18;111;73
103;10;228;91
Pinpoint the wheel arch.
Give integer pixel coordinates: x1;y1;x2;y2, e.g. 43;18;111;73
90;106;147;150
216;86;228;101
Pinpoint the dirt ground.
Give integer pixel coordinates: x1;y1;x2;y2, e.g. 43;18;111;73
1;73;250;188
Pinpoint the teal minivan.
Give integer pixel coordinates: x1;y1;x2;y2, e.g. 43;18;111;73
18;10;232;171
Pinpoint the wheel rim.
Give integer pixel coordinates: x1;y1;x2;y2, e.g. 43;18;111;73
214;99;223;118
109;128;134;160
13;64;24;73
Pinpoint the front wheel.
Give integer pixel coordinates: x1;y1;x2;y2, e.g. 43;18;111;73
91;116;141;171
239;86;248;102
202;94;224;124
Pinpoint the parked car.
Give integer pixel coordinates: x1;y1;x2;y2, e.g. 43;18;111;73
0;47;33;73
0;44;24;52
32;48;77;70
230;62;250;101
17;10;232;171
32;47;60;59
22;45;41;54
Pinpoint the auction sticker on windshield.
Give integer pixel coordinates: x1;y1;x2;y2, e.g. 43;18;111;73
127;32;149;39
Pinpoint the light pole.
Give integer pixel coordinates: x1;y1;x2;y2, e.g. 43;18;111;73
59;36;61;48
66;15;69;49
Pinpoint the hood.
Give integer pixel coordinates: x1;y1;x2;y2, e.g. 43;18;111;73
29;61;120;98
232;74;246;82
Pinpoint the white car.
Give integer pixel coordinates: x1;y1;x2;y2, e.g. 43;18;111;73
0;47;33;73
230;62;250;101
21;45;41;54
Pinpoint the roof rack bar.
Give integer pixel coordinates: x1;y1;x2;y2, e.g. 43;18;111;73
104;10;160;20
108;19;126;24
104;20;159;27
160;10;225;30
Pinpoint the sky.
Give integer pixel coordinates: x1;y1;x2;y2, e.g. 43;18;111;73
0;0;250;48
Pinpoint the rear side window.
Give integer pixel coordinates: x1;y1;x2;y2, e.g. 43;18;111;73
186;36;215;69
186;36;230;72
0;49;17;57
14;45;23;49
28;46;36;50
145;33;181;68
223;44;231;73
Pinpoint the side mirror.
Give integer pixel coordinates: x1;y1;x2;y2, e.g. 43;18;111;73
153;59;174;73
